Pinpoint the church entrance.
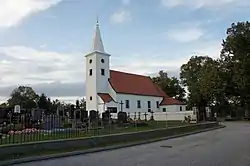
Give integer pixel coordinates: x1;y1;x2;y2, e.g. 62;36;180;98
107;107;117;113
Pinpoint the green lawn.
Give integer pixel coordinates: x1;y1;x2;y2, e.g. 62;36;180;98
0;121;185;145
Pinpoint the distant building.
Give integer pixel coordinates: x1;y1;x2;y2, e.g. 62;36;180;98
85;20;186;114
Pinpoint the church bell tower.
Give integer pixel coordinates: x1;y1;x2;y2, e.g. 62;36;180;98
85;19;111;111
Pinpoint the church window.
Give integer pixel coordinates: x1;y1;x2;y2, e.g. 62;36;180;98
163;108;166;112
180;106;182;111
147;101;151;108
90;96;92;100
101;58;104;63
89;69;92;76
125;100;130;108
101;69;105;75
156;101;159;108
89;59;92;64
137;100;141;108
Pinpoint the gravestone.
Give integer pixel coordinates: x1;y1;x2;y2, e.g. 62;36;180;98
57;105;64;117
118;112;127;123
31;109;44;121
42;115;61;130
72;109;82;128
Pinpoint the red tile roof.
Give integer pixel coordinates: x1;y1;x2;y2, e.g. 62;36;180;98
160;97;185;106
109;70;168;97
98;93;114;103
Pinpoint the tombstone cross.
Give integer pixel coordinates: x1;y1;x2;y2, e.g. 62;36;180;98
120;101;124;112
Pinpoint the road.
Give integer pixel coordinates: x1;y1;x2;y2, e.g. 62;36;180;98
14;122;250;166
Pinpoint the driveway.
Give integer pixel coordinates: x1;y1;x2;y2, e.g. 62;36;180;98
13;122;250;166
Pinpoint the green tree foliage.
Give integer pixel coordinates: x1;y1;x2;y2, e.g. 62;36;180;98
198;59;225;104
220;21;250;115
79;98;86;110
152;70;186;102
0;102;8;108
76;99;80;109
37;93;51;111
7;86;39;110
180;56;211;107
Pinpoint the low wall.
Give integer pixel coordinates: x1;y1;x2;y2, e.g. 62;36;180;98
0;122;219;159
154;111;195;121
124;111;196;121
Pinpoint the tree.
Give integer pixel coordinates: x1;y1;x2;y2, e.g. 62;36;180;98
79;98;86;110
0;102;8;108
7;86;39;110
76;100;80;109
220;21;250;115
198;59;225;104
152;70;186;101
180;56;213;120
37;93;50;110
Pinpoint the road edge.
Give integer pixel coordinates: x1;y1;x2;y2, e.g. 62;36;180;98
0;125;225;166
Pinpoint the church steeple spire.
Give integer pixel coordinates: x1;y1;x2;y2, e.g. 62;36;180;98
92;17;105;53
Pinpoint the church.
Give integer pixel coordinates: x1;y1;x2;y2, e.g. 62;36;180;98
85;20;186;114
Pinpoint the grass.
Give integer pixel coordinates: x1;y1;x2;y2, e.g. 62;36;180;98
0;121;185;145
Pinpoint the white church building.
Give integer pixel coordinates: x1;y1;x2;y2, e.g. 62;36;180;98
85;20;186;114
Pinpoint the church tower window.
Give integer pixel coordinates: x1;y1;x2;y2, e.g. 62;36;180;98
89;69;92;76
101;58;104;63
89;59;92;63
101;69;105;75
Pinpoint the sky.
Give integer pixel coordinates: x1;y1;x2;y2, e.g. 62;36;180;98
0;0;249;103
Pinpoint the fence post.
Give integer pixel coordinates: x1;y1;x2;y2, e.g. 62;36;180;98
165;111;168;128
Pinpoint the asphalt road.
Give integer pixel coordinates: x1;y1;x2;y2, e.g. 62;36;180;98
14;122;250;166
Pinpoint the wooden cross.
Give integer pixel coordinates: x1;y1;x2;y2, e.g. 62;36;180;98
120;100;124;112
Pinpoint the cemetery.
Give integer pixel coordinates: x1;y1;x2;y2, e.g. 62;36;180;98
0;105;196;145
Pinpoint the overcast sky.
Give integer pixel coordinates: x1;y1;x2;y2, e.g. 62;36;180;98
0;0;249;103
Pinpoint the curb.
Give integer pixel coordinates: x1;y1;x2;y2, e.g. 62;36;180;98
0;125;225;166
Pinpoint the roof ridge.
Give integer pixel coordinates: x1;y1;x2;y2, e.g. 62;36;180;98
110;70;150;78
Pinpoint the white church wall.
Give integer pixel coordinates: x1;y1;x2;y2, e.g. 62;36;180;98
85;54;98;111
116;93;163;113
128;111;194;121
160;105;186;112
97;96;119;113
153;111;194;121
108;82;117;101
95;53;110;94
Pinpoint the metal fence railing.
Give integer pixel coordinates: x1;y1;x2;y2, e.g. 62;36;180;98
0;111;193;146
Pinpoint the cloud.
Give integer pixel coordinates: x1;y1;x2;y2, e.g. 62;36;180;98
122;0;130;5
0;46;85;87
110;9;132;24
0;82;85;97
0;46;86;103
161;0;250;9
0;38;221;103
163;23;204;42
0;0;62;28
